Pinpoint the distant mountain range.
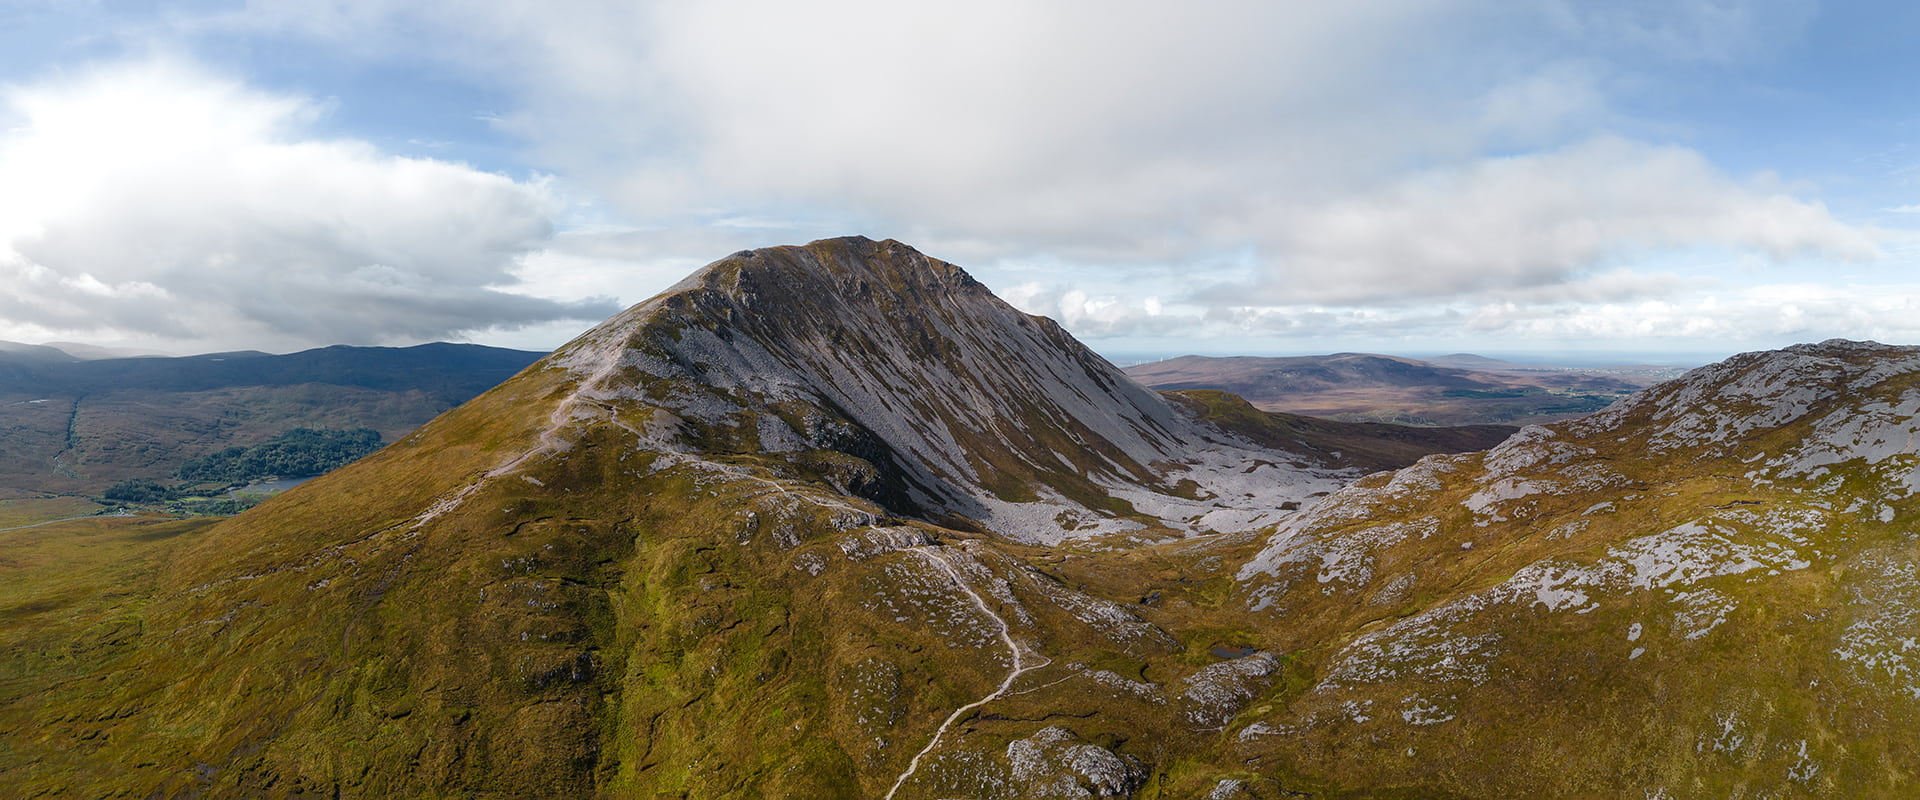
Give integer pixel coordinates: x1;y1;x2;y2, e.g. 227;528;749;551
0;342;545;497
1126;352;1687;425
0;340;168;361
6;237;1919;797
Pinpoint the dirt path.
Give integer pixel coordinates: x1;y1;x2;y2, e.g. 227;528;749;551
884;545;1050;800
0;511;129;534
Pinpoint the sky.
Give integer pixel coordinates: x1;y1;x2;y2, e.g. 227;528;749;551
2;1;1919;364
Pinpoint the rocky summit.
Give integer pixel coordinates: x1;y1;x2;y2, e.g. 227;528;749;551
5;238;1920;798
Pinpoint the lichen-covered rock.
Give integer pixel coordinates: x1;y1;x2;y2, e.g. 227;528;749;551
1004;726;1146;798
1178;652;1281;728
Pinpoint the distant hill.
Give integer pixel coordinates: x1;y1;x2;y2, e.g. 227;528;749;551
0;340;172;360
1421;352;1518;370
1126;352;1679;425
0;341;79;363
0;342;545;498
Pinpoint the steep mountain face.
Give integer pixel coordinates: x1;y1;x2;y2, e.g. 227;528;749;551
1229;339;1920;797
543;237;1360;544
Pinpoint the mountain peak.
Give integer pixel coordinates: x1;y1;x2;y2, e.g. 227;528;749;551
541;236;1352;544
667;237;987;310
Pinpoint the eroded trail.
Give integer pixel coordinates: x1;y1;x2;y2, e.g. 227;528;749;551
883;545;1050;800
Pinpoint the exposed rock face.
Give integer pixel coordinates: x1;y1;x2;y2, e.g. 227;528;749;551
543;236;1352;544
1177;651;1281;728
1003;726;1146;797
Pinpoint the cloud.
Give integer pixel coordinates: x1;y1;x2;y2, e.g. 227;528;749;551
0;57;617;352
200;3;1876;267
200;0;1525;254
1453;282;1920;343
1196;137;1881;306
1000;282;1190;338
1168;279;1920;354
8;1;1895;357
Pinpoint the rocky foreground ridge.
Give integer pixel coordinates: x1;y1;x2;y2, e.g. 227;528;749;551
1230;339;1920;795
5;239;1920;798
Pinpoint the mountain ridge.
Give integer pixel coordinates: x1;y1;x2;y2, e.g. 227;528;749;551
1225;338;1920;796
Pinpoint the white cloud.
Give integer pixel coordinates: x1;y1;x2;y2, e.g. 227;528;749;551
1198;137;1880;306
202;3;1880;278
202;0;1510;253
1454;282;1920;343
1001;281;1189;338
0;57;616;351
4;1;1898;356
1162;279;1920;356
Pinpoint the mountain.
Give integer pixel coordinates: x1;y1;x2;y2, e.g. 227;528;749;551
0;339;171;361
1126;352;1668;426
0;341;79;364
7;237;1920;798
1421;352;1517;370
40;341;171;360
0;342;546;497
0;237;1506;798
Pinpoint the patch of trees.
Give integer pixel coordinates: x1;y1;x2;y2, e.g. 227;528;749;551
99;478;266;515
175;428;382;484
103;479;180;503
